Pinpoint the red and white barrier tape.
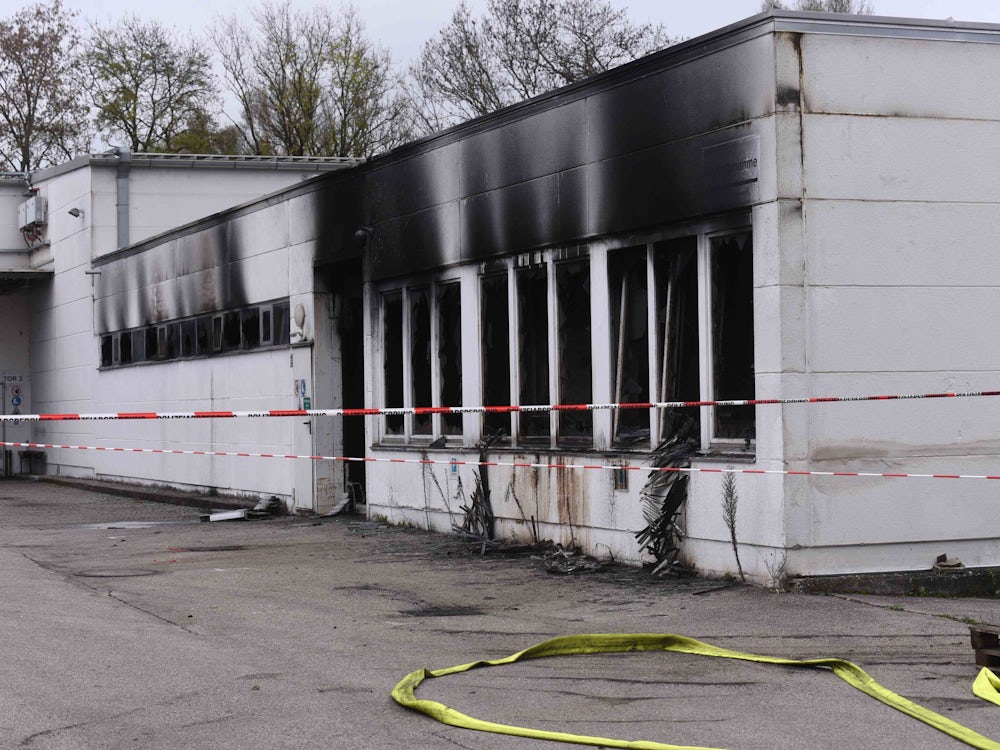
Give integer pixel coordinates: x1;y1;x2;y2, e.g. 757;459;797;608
2;388;1000;422
2;441;997;481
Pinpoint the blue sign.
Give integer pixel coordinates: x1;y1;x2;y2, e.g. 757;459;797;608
11;396;21;407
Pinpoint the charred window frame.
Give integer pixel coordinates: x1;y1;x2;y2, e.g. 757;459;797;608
705;231;755;447
97;299;294;369
378;278;465;445
478;251;593;449
606;224;753;453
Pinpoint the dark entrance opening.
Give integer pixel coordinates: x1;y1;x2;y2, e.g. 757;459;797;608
320;258;366;504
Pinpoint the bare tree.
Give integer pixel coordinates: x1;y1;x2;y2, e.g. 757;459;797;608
761;0;875;12
0;0;90;172
324;6;408;157
407;0;673;134
214;1;405;158
83;15;218;153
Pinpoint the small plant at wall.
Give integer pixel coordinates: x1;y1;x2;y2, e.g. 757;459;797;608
454;431;504;541
721;471;746;583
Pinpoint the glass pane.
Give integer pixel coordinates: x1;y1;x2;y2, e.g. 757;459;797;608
556;259;592;445
711;232;755;443
437;283;463;436
196;317;212;355
481;273;510;440
516;266;549;442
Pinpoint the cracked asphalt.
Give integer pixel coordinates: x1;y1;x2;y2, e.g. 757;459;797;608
2;478;1000;749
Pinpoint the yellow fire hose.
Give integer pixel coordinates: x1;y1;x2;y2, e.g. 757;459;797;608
392;633;1000;750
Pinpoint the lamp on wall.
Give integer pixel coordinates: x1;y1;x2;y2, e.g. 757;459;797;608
68;207;84;218
354;225;373;249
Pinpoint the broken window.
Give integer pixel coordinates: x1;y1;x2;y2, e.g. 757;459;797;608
382;291;404;436
221;311;241;351
653;237;700;443
100;335;113;367
710;232;755;443
437;282;463;436
181;320;197;357
609;246;650;445
556;258;592;445
145;327;159;361
241;308;260;349
480;272;511;441
516;265;549;443
410;287;433;437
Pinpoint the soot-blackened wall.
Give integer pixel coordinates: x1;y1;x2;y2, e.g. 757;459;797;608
315;17;776;277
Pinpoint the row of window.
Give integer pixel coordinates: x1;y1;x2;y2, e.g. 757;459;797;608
99;300;291;368
378;224;756;451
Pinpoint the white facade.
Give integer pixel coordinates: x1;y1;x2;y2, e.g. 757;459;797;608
3;12;1000;581
0;154;356;511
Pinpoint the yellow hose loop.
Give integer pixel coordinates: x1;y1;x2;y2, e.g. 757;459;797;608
392;633;1000;750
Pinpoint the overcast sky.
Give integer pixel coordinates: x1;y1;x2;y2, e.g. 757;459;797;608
5;0;1000;68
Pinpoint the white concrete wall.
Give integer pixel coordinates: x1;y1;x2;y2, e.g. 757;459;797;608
775;32;1000;575
29;175;322;508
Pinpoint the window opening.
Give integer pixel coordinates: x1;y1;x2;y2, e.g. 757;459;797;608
196;317;212;355
437;282;463;436
181;320;197;357
481;272;511;441
609;246;649;445
145;327;160;361
382;291;404;436
556;258;592;445
165;324;181;359
222;311;241;351
100;335;113;367
516;265;549;442
653;237;700;443
710;232;755;444
410;287;433;436
241;308;260;349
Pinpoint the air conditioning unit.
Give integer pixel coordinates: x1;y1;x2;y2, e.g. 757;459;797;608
17;196;47;230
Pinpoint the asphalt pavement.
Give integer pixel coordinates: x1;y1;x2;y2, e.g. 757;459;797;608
1;477;999;749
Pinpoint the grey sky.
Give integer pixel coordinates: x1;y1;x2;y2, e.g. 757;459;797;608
8;0;1000;67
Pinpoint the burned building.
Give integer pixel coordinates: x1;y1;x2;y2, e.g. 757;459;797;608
3;10;1000;581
